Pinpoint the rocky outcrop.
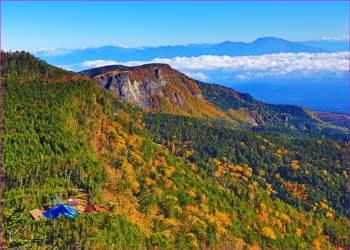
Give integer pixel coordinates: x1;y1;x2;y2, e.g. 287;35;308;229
94;70;167;108
81;63;235;122
83;64;200;109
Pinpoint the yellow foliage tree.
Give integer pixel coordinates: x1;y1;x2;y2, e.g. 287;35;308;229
259;227;276;240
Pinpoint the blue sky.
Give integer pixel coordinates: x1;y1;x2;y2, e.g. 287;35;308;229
2;1;349;51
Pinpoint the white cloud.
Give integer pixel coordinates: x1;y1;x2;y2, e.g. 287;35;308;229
81;60;118;68
111;42;129;48
148;52;349;73
33;48;73;57
320;36;349;41
55;64;79;71
32;48;57;53
80;52;349;80
55;65;73;71
183;72;208;81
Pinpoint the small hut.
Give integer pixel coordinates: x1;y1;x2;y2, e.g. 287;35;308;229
29;209;45;221
85;205;106;213
50;197;62;207
67;199;78;207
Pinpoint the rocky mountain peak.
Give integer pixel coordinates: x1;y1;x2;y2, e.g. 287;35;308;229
80;63;205;110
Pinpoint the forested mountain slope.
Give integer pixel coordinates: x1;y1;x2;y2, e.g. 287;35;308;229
2;52;349;249
197;81;348;140
80;64;236;124
313;111;350;130
144;113;350;218
81;64;348;141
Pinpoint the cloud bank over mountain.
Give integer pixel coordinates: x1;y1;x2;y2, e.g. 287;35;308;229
44;37;349;113
75;52;349;81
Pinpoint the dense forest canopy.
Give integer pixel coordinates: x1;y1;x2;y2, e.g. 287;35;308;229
1;51;349;249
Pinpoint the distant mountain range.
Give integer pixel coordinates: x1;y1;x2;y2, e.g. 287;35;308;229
36;37;330;67
300;39;349;52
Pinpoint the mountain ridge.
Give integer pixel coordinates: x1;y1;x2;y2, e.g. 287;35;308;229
36;37;327;69
80;63;349;140
81;63;236;123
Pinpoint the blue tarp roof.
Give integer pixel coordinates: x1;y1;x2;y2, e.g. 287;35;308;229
43;204;78;219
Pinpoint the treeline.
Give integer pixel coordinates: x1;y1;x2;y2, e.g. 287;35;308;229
1;51;73;79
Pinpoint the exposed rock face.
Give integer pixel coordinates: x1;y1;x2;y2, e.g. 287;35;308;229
173;91;185;108
82;64;212;114
95;70;167;108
